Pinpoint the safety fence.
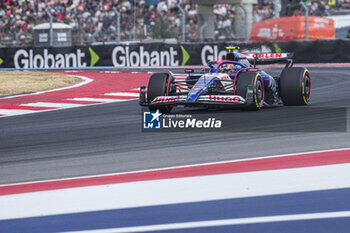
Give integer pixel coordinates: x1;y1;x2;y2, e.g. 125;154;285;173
0;40;349;69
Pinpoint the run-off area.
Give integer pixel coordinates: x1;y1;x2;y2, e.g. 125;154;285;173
0;150;350;233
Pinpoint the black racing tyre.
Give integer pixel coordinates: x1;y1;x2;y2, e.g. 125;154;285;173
236;72;264;110
147;72;173;113
280;67;311;106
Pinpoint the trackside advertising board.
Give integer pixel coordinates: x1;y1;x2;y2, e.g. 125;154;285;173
0;40;349;68
0;43;273;69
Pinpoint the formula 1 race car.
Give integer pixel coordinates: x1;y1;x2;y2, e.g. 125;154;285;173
139;47;311;113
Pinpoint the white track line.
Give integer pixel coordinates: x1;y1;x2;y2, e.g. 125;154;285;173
21;102;85;108
62;211;350;233
104;92;139;97
0;109;36;116
67;98;129;103
2;147;349;188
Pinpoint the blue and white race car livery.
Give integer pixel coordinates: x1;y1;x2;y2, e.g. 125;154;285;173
139;48;311;113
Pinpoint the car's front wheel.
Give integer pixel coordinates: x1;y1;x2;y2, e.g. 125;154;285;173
236;71;264;110
147;72;174;113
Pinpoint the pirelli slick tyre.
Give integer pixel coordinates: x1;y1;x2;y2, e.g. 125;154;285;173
280;67;311;106
147;72;173;113
236;72;264;110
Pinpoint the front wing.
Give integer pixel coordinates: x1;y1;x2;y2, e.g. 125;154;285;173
139;86;256;107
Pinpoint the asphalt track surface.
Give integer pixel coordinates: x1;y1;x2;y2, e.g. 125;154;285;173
0;66;349;184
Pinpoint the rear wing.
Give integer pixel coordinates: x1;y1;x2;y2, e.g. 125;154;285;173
243;53;294;67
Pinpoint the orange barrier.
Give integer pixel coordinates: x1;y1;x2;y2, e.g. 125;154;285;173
250;16;335;41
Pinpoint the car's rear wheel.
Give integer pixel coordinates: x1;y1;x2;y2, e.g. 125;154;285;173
236;71;264;110
280;67;311;106
147;72;173;113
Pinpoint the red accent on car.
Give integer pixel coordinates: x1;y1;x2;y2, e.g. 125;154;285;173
163;70;171;96
184;69;194;73
258;77;265;107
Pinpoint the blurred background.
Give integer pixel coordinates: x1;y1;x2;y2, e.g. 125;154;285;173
1;0;349;47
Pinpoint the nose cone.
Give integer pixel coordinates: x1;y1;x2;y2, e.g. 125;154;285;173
187;74;217;102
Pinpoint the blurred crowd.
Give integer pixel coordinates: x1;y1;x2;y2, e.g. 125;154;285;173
254;0;350;22
254;0;281;23
0;0;349;47
285;0;350;17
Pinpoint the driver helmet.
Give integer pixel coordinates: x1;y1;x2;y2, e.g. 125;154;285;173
220;63;234;74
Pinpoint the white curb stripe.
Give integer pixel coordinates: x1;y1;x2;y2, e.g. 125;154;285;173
104;92;139;97
21;102;85;108
62;211;350;233
0;109;36;116
67;98;129;103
